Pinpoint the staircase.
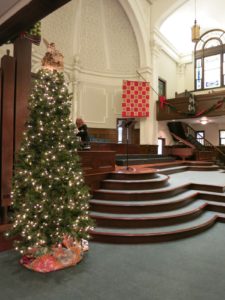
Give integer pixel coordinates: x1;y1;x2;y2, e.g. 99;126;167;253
89;166;225;243
167;121;225;165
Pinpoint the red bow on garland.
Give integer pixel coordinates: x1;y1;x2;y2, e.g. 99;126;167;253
20;32;41;46
159;96;167;109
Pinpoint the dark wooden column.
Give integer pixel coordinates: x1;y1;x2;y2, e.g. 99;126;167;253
0;51;16;221
14;37;32;151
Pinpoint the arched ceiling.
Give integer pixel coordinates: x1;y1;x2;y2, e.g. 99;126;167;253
159;0;225;55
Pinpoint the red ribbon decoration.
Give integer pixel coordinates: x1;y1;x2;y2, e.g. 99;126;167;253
159;96;167;109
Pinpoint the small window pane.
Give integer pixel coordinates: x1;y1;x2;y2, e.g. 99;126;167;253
223;62;225;75
196;40;204;51
197;132;204;139
196;131;205;145
196;59;201;67
196;67;202;79
221;138;225;145
196;80;201;89
204;39;220;49
219;131;225;145
204;54;221;88
118;127;123;144
220;131;225;138
221;33;225;44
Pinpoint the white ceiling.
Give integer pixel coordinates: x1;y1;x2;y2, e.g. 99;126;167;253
0;0;31;25
159;0;225;55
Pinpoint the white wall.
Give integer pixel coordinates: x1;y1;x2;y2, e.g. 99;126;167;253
191;122;225;146
184;61;194;91
33;0;76;67
75;0;140;129
158;121;174;145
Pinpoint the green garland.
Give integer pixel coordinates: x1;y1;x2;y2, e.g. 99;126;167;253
160;96;225;118
27;21;41;38
6;21;41;45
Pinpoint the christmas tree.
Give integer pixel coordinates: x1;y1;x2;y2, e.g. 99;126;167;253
7;50;93;260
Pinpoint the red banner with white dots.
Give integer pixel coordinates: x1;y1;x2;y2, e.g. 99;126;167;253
122;80;150;118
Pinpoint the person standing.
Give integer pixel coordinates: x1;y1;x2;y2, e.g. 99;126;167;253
76;118;91;150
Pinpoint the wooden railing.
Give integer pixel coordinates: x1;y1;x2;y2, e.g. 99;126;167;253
170;132;196;149
157;90;225;121
185;123;225;163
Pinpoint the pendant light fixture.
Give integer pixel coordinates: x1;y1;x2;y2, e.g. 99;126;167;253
191;0;200;43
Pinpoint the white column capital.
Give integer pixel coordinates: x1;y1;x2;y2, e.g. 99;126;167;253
177;63;186;75
150;40;162;57
137;66;152;81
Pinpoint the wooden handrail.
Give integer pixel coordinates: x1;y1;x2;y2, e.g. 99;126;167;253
185;123;225;162
170;132;196;149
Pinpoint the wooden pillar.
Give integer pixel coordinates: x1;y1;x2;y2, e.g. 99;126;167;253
1;51;16;222
14;37;32;151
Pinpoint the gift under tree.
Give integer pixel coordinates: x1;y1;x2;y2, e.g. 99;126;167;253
6;41;93;272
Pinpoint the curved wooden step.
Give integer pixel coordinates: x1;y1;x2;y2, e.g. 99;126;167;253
93;183;189;201
90;200;207;228
90;212;217;243
101;174;169;190
90;190;198;214
89;168;225;244
110;168;158;180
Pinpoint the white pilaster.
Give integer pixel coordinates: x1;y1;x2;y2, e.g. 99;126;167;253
139;40;162;145
176;63;186;94
71;55;81;122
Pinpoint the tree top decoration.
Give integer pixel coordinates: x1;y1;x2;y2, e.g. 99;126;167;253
41;38;64;72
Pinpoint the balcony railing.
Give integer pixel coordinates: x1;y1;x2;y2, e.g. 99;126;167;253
157;90;225;121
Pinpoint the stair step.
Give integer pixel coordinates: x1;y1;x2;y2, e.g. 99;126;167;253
158;166;188;174
110;169;158;180
189;165;219;171
104;174;168;183
102;174;169;190
93;183;188;201
90;200;206;227
90;190;198;213
90;199;205;218
90;211;217;243
156;164;219;175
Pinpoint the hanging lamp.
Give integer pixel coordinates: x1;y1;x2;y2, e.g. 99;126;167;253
191;0;200;42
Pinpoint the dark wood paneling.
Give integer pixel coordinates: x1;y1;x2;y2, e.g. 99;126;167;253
78;151;115;175
1;53;16;207
90;142;157;154
89;128;117;143
14;37;32;151
0;0;71;46
88;127;140;144
84;173;109;192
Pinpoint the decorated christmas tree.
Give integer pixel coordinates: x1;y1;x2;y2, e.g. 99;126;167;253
6;42;93;272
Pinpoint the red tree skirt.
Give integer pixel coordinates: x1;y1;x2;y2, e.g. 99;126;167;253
20;238;88;273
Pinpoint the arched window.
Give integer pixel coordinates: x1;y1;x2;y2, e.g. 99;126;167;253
194;29;225;90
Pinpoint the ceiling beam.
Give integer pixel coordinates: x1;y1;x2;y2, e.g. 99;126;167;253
0;0;71;46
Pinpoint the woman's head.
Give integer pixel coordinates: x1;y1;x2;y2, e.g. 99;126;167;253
76;118;84;128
